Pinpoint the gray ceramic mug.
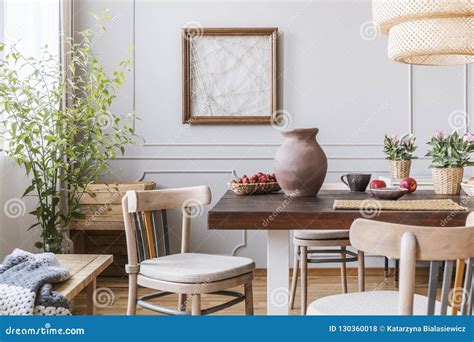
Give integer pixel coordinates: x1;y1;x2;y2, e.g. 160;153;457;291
340;173;371;192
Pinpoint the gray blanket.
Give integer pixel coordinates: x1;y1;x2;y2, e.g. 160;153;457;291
0;249;71;315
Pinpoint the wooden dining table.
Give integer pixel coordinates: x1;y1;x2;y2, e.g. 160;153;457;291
208;189;474;315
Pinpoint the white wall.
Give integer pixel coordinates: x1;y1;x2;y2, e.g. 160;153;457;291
72;0;473;267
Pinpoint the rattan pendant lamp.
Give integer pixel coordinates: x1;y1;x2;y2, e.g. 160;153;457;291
373;0;474;65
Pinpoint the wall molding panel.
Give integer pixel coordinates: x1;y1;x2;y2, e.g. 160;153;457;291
137;169;236;181
118;155;432;161
408;65;414;134
142;142;384;147
463;64;469;133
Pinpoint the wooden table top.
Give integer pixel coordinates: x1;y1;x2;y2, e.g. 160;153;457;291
208;190;474;230
54;254;113;301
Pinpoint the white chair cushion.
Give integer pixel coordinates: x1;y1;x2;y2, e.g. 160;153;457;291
139;253;255;283
294;229;349;240
307;291;442;315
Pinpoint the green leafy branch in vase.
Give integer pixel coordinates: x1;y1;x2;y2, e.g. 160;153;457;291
0;11;135;253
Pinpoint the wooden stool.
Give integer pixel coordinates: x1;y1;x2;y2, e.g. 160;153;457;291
289;230;362;315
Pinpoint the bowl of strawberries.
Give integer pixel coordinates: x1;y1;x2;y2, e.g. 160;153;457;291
228;172;281;195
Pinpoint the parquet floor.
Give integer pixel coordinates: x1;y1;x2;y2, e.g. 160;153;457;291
72;268;432;315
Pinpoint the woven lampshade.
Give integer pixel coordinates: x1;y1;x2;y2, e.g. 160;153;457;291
373;0;474;65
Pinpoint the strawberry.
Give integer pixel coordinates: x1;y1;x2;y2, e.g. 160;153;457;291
258;176;267;183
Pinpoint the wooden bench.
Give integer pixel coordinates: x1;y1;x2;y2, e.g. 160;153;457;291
54;254;113;315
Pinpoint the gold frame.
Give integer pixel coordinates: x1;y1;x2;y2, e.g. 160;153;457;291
182;27;278;125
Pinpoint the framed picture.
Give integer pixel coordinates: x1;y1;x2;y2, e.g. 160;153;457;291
182;27;278;124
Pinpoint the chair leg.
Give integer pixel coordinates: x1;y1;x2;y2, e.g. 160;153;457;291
191;294;201;316
289;245;300;309
384;257;389;279
178;294;187;311
300;246;308;315
127;274;138;315
357;250;365;292
394;259;399;288
340;246;348;294
244;282;254;315
452;259;466;315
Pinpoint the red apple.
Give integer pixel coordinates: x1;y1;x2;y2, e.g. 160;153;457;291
400;177;417;193
370;180;387;189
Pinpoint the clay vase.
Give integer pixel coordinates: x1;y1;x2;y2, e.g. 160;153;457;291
274;128;328;197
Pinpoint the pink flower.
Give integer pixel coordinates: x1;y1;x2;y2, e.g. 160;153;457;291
402;134;414;146
435;130;444;139
463;133;474;142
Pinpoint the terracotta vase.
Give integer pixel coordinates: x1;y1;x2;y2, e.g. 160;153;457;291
274;128;328;197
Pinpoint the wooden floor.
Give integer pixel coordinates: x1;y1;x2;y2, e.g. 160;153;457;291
72;268;432;315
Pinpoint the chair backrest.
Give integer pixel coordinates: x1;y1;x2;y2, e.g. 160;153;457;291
349;213;474;315
122;186;212;270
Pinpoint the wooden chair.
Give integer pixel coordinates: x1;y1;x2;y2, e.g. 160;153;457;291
307;214;474;315
122;185;255;316
289;230;362;315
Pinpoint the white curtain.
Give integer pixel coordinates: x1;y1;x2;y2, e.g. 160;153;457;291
0;0;64;258
4;0;60;58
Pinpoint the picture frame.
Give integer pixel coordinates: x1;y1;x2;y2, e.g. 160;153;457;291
182;27;278;124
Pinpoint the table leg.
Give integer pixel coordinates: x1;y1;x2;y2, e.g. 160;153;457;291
267;230;289;315
86;278;97;315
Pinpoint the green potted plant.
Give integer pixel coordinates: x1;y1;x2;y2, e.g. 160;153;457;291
426;131;474;195
383;133;417;179
0;17;135;253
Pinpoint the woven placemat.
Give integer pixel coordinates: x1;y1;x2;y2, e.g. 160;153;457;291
333;199;467;211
